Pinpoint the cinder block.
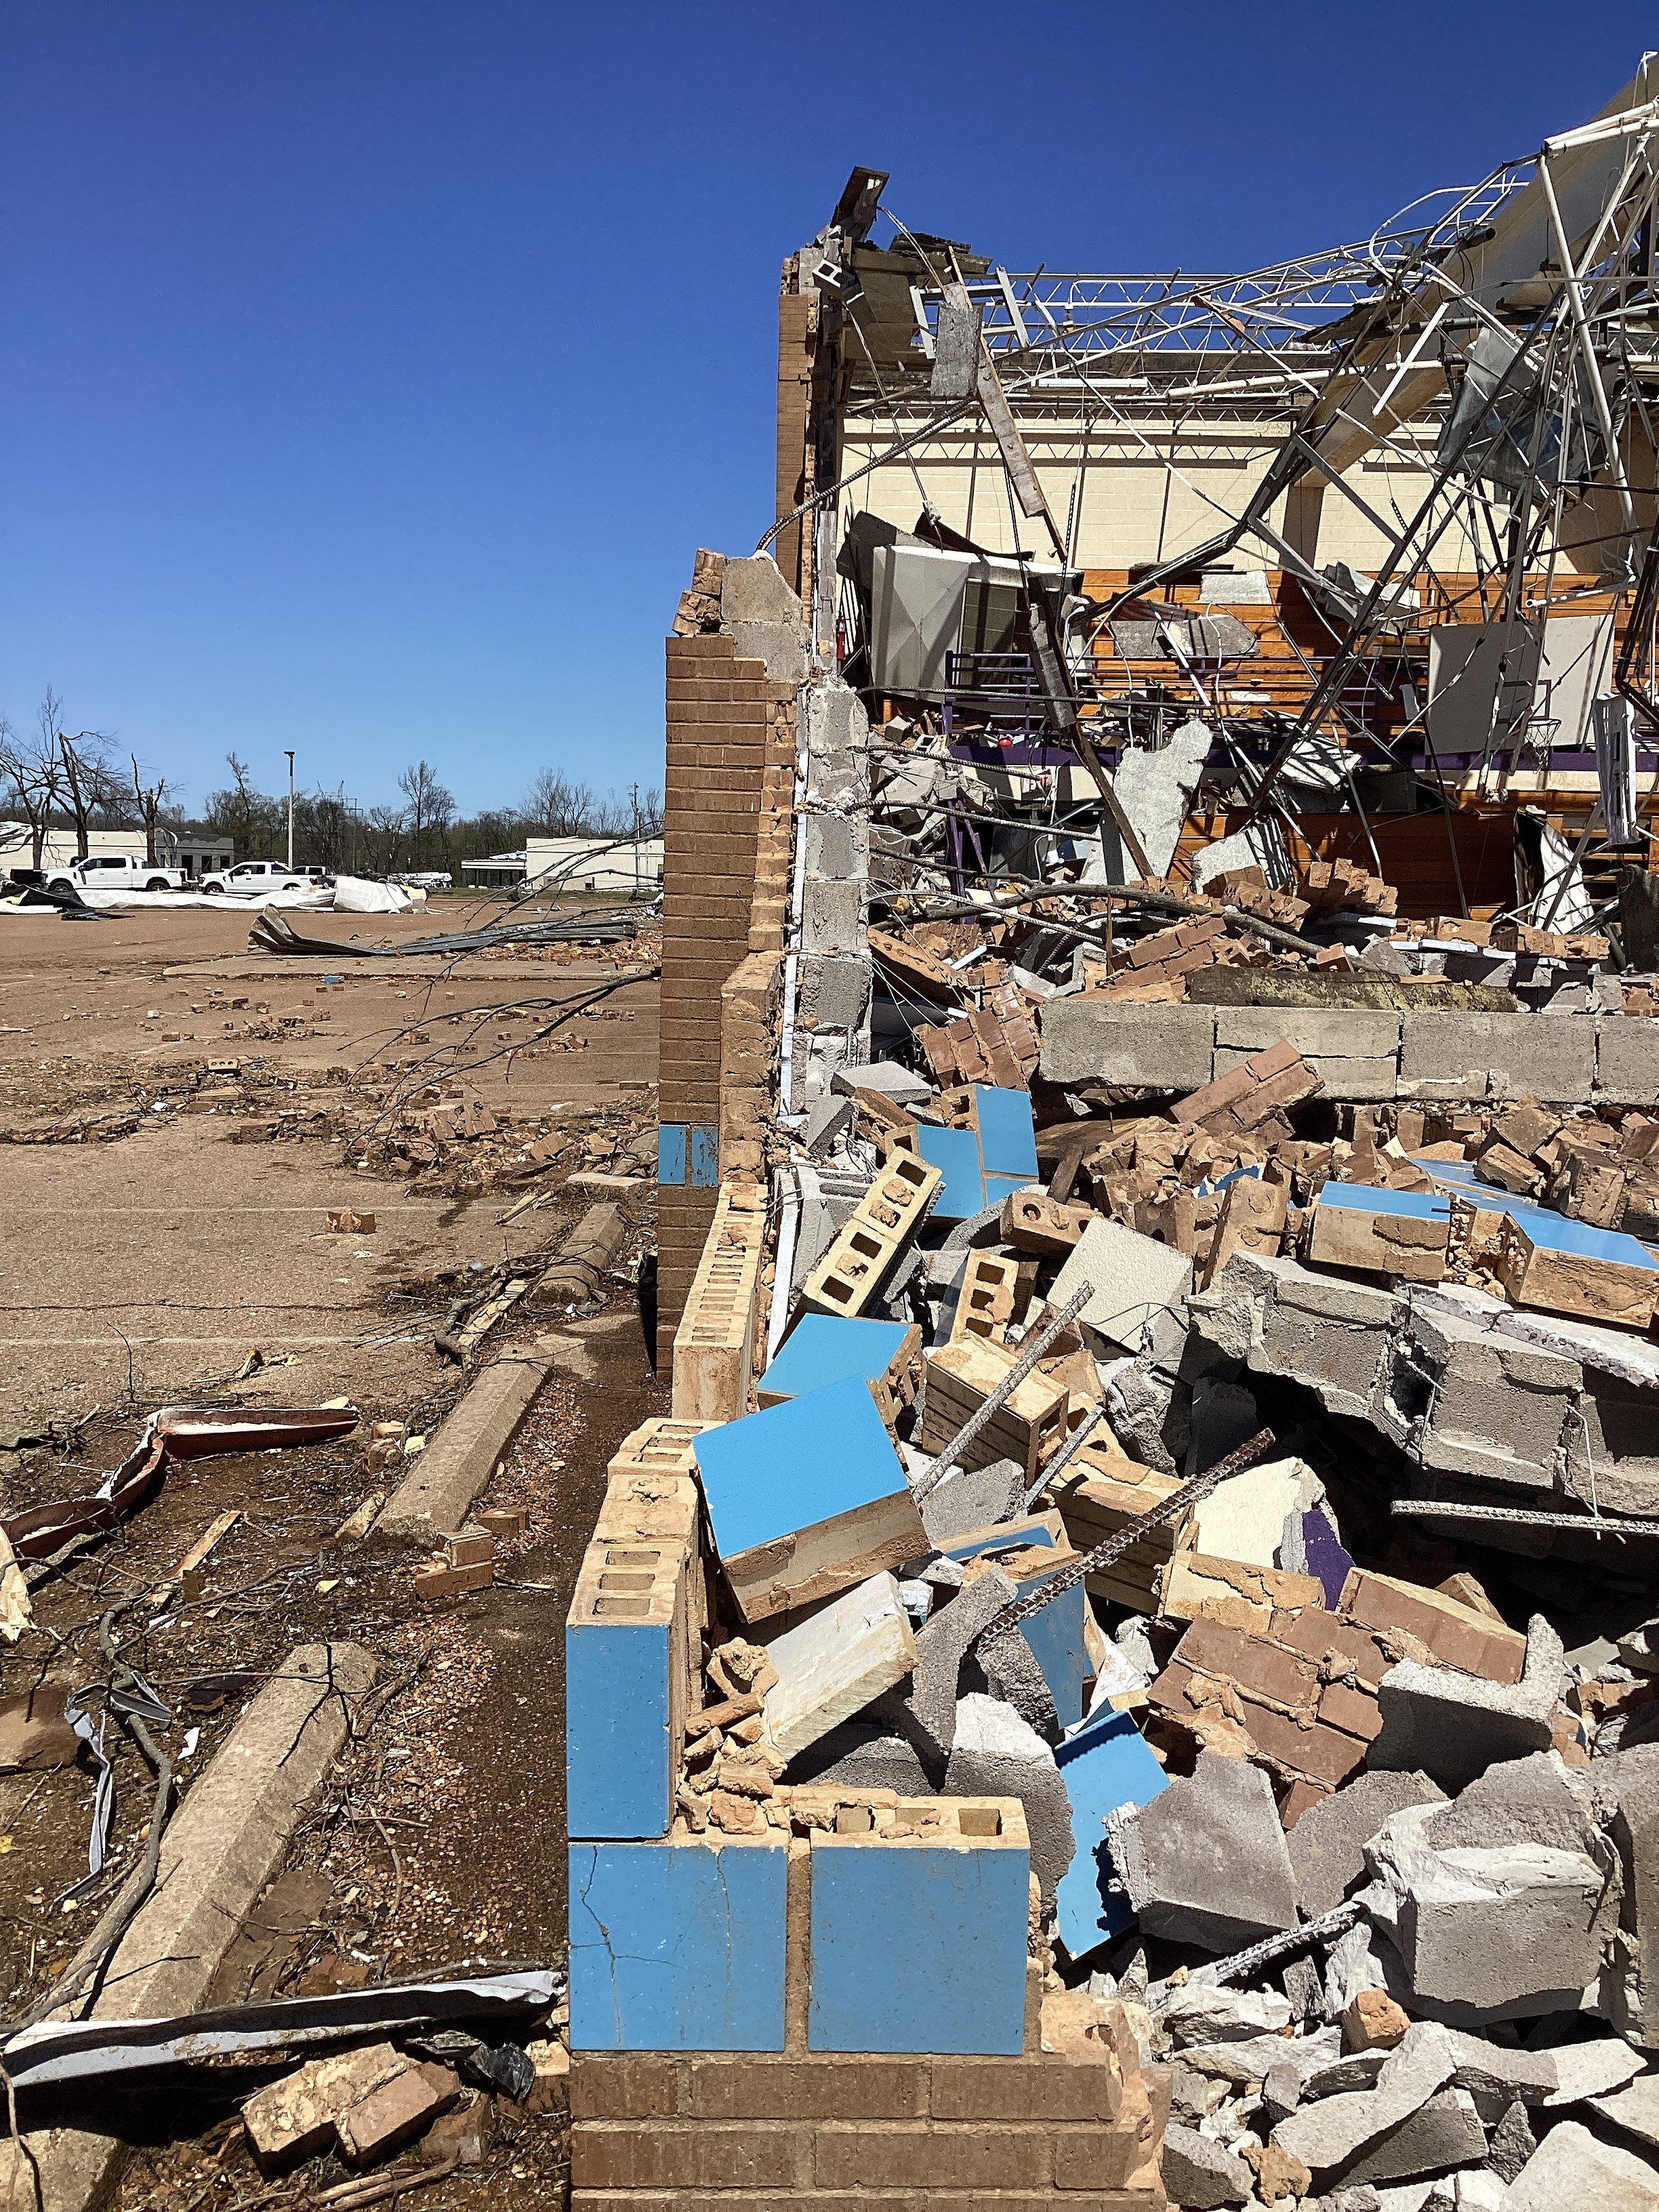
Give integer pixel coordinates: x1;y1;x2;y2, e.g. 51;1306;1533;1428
1399;1012;1595;1103
568;1836;789;2051
1040;1000;1216;1090
1214;1007;1401;1061
1598;1015;1659;1103
807;1802;1031;2055
757;1315;920;1421
566;1531;691;1839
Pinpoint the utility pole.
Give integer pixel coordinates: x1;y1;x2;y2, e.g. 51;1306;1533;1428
284;750;296;868
630;781;641;898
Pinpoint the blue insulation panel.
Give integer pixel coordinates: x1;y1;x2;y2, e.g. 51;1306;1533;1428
808;1834;1029;2053
1053;1708;1170;1961
972;1086;1038;1179
916;1124;986;1221
566;1612;674;1839
569;1838;789;2050
657;1124;687;1187
760;1314;913;1402
693;1376;903;1561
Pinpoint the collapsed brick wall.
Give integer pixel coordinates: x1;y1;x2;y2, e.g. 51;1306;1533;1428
657;637;796;1373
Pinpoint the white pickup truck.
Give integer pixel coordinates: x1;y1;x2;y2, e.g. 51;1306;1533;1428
200;859;314;896
45;855;184;895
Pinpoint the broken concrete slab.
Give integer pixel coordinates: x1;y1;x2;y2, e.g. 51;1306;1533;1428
762;1571;916;1761
1291;1773;1449;1920
1439;2027;1559;2118
1589;2072;1659;2150
785;1719;937;1797
920;1457;1023;1546
1272;2020;1457;2181
876;1562;1017;1772
1341;2085;1486;2186
943;1692;1073;1904
1159;2120;1254;2208
1192;1452;1323;1571
1159;1983;1294;2045
1540;2034;1647;2105
1370;1616;1565;1792
1050;1216;1194;1353
1040;998;1217;1092
373;1336;569;1546
1107;1750;1298;1950
1500;2118;1659;2209
1361;1797;1616;2024
16;1642;375;2212
831;1060;933;1109
1115;718;1212;881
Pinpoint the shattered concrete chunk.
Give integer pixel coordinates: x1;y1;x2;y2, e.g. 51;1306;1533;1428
1500;2118;1659;2209
1159;2119;1254;2208
1272;2020;1457;2181
1107;1751;1298;1950
1370;1616;1566;1792
1590;2072;1659;2151
1342;2085;1486;2187
1360;1797;1617;2024
785;1719;937;1797
875;1563;1016;1771
1539;2033;1647;2105
943;1692;1074;1904
1158;1981;1294;2047
1485;2096;1537;2182
1292;1771;1448;1920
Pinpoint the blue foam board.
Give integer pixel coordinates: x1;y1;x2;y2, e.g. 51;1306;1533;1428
657;1124;687;1188
942;1520;1061;1565
1413;1160;1659;1270
1314;1181;1450;1222
569;1838;788;2049
1012;1563;1090;1733
566;1610;674;1839
972;1085;1039;1178
693;1376;904;1560
761;1314;912;1401
1052;1708;1170;1961
916;1123;986;1221
808;1833;1029;2053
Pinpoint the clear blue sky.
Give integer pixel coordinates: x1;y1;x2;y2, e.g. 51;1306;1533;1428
2;5;1653;819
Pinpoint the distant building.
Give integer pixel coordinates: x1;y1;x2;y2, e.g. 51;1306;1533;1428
524;836;663;895
462;850;528;888
1;824;149;870
158;832;235;880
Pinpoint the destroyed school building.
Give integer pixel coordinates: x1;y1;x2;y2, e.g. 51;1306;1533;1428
573;58;1659;2212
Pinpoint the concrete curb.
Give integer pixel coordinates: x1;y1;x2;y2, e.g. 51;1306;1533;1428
371;1334;592;1547
15;1639;376;2212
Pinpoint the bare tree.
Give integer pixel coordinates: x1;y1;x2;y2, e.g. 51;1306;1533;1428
204;752;282;857
45;691;121;858
130;754;176;866
397;760;455;867
0;713;66;868
365;804;405;872
523;768;597;837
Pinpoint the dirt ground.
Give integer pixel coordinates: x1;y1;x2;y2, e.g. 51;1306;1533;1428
0;897;670;2210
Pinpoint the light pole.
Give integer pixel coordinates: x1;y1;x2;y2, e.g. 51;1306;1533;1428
284;750;296;869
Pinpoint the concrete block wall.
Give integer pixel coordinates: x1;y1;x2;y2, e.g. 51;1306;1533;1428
1041;996;1659;1107
793;681;873;1110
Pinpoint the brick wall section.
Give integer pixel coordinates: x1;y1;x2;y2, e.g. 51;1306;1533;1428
775;279;816;605
570;2050;1166;2210
658;632;773;1370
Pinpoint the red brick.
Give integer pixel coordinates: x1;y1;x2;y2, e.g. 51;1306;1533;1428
573;2122;810;2190
569;2055;678;2121
683;2057;926;2121
814;2123;1050;2191
929;2059;1126;2124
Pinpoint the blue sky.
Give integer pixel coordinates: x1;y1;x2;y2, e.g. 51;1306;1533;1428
2;5;1654;819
